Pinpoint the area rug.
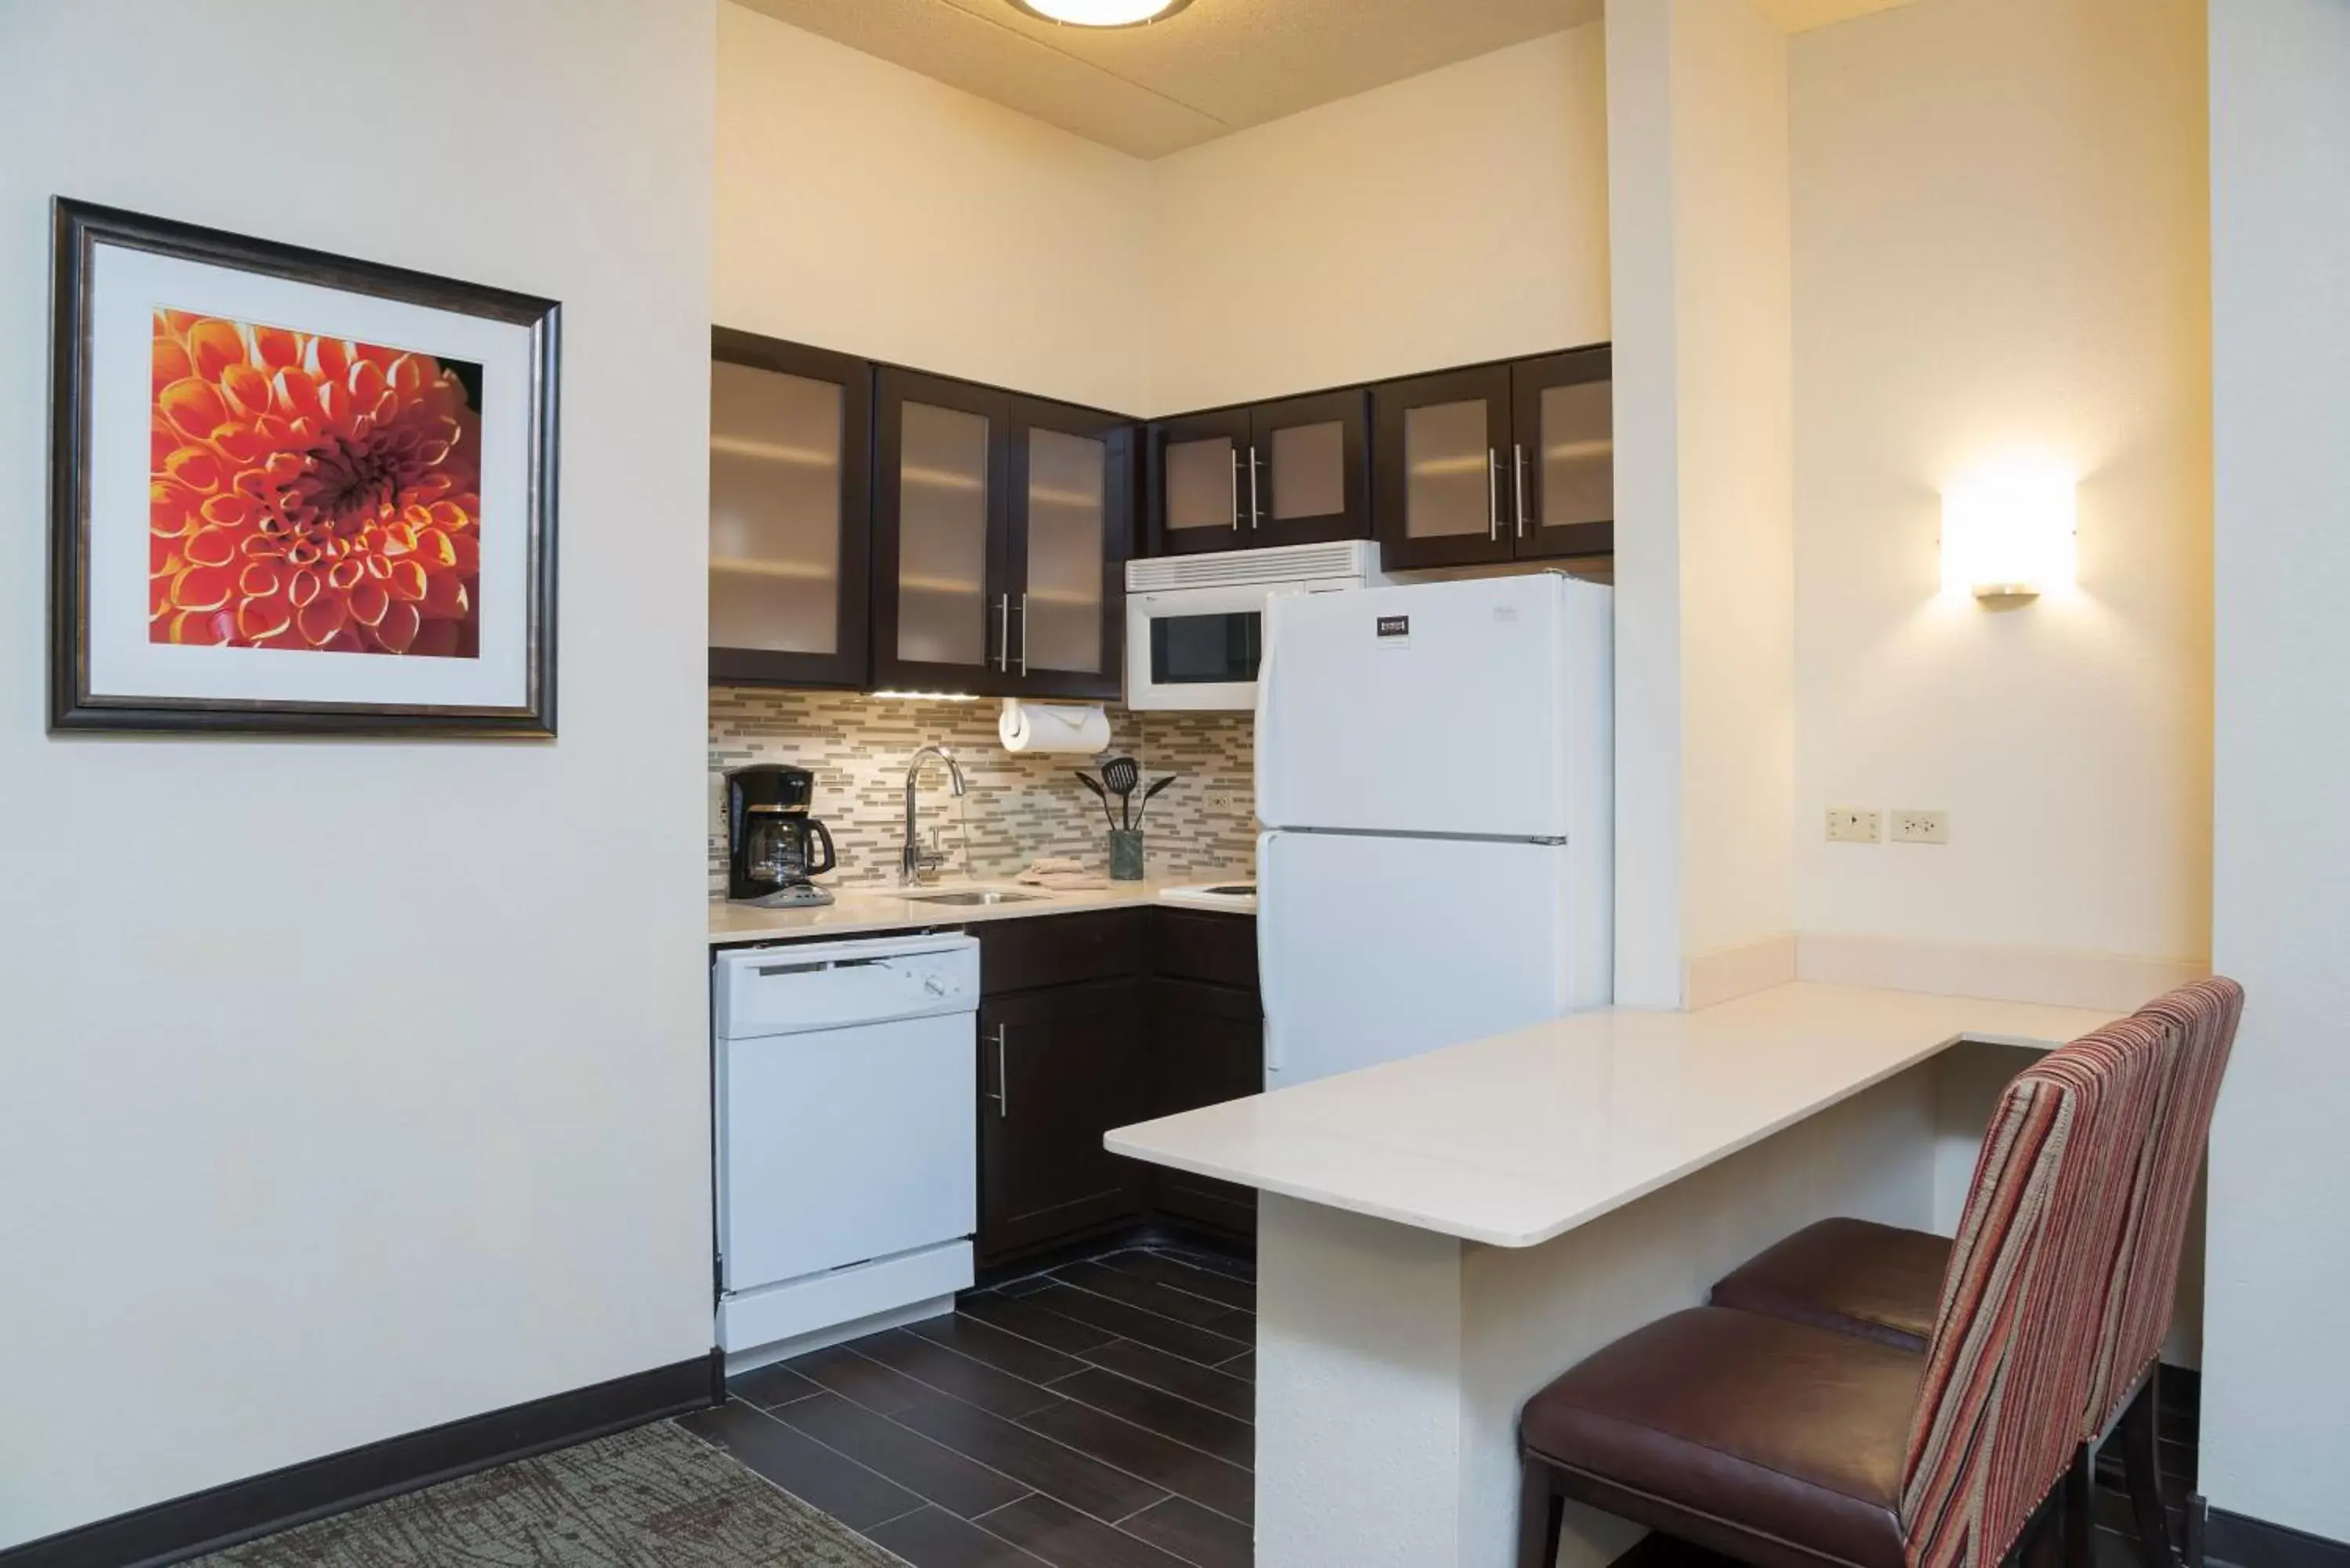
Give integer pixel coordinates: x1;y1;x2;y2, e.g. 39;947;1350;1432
193;1419;905;1566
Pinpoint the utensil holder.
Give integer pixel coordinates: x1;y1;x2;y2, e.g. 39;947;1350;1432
1108;829;1145;882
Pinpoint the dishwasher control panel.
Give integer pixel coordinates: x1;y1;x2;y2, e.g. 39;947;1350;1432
714;932;979;1039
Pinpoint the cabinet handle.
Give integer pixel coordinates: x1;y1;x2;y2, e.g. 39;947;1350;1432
1487;449;1501;541
1018;593;1029;677
1513;443;1529;538
1229;448;1242;531
996;594;1010;672
1249;445;1263;529
992;1024;1010;1118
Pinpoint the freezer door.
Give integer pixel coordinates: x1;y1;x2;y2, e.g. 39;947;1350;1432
1256;575;1582;838
1258;829;1581;1088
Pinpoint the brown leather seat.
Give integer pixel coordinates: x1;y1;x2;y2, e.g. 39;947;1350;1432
1520;1306;1921;1568
1707;1217;1950;1353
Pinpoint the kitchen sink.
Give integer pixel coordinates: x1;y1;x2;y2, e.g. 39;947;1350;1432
903;889;1046;906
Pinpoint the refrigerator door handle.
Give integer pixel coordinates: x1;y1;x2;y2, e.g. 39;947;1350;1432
1256;829;1283;1082
1252;594;1282;826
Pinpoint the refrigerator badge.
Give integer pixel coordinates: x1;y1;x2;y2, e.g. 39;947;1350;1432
1375;614;1411;649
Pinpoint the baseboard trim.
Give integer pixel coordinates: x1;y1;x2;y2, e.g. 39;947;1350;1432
2207;1509;2350;1568
0;1352;723;1568
1795;931;2207;1012
1684;932;1799;1010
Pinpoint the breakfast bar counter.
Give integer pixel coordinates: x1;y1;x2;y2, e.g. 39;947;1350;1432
1105;982;2118;1568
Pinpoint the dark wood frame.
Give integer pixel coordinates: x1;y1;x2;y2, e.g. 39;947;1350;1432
1246;386;1372;549
1372;363;1516;571
707;328;873;690
49;197;561;736
1144;406;1252;556
871;367;1013;694
1512;345;1615;562
1003;393;1132;703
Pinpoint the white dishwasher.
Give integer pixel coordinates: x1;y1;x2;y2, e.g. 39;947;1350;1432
713;931;978;1364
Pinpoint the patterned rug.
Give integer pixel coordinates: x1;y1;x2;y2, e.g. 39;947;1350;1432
193;1419;905;1566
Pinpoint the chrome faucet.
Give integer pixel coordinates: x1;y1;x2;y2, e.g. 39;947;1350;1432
901;745;969;886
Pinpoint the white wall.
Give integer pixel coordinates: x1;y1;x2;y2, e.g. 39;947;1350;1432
2204;0;2350;1541
1605;0;1796;1009
717;2;1153;414
1149;27;1611;415
0;0;716;1550
1786;0;2213;970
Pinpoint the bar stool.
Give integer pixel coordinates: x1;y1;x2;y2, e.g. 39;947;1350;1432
1517;1013;2170;1568
1705;979;2241;1568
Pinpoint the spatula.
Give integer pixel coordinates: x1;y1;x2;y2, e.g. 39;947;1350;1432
1131;773;1178;831
1072;770;1118;830
1101;756;1141;829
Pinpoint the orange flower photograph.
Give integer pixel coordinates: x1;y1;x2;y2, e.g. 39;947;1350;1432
149;312;484;659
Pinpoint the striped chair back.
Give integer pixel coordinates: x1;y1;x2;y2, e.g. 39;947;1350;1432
2088;978;2243;1429
1898;1016;2168;1568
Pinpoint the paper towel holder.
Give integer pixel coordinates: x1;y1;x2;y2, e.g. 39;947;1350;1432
998;697;1111;755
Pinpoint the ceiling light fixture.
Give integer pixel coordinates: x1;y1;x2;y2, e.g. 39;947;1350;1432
1008;0;1192;27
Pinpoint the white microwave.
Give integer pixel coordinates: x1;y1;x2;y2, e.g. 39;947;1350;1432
1124;540;1385;710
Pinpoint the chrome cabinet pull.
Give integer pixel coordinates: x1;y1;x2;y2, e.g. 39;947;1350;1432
1487;449;1500;541
995;594;1010;672
1230;448;1242;530
992;1024;1010;1118
1249;445;1263;529
1513;443;1529;538
1018;593;1029;677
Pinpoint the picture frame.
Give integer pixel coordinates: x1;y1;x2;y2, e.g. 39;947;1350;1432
48;197;561;735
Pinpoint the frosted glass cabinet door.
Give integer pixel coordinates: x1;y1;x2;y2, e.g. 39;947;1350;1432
1008;397;1130;702
707;331;870;688
1372;364;1513;570
1511;345;1614;561
1250;387;1369;549
875;368;1007;691
1148;407;1249;555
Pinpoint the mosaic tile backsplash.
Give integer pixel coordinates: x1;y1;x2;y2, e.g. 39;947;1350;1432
709;688;1257;894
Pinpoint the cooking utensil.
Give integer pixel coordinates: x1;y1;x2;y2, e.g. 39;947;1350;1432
1131;773;1178;830
1101;756;1141;828
1072;770;1118;830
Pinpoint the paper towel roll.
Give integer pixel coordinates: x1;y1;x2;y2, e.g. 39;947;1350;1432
999;699;1110;754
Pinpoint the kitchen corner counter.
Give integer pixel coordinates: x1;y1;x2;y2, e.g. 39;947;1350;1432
1104;981;2115;1249
709;877;1255;946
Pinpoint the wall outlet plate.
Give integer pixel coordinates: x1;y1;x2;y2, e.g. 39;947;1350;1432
1892;809;1949;844
1826;807;1882;844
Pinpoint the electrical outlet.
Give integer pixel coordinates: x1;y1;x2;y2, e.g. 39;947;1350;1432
1892;809;1949;844
1206;789;1246;814
1826;807;1882;844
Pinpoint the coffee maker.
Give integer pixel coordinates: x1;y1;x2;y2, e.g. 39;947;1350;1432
725;764;838;907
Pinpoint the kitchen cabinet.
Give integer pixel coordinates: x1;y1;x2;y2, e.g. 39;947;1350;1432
1146;388;1369;555
707;330;872;688
1372;345;1614;571
873;368;1131;700
1147;977;1262;1238
978;979;1151;1266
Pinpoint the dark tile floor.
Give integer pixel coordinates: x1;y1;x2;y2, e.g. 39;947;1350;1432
677;1241;1256;1568
680;1244;2200;1568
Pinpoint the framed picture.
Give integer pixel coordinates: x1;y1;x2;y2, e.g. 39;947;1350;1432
48;198;560;735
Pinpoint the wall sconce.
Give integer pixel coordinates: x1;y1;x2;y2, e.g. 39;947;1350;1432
1940;461;2077;604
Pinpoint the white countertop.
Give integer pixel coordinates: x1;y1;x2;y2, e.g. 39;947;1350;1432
709;877;1256;946
1104;982;2117;1248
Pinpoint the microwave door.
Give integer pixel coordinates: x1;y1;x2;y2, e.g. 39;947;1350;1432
1127;583;1285;710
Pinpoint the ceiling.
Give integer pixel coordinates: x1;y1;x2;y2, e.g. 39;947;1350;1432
730;0;1607;159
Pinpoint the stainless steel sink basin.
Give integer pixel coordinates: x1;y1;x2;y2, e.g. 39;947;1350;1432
903;889;1045;906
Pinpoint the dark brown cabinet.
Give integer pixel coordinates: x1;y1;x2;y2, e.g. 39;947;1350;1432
1373;345;1613;571
978;978;1150;1266
875;369;1131;701
707;330;873;689
965;905;1260;1266
1147;977;1262;1237
1147;388;1369;556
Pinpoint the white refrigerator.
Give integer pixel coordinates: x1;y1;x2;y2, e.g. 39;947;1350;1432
1254;573;1613;1087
